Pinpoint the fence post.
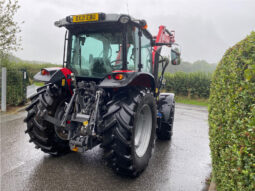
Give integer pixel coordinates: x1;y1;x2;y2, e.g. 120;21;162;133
1;67;7;112
23;69;27;102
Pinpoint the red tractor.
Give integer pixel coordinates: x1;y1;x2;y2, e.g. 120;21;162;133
24;13;181;177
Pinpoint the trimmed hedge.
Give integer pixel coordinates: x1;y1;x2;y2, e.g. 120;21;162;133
209;31;255;190
6;68;27;105
1;58;58;106
165;72;211;99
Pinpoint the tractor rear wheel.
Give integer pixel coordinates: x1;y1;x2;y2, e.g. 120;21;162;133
156;101;175;140
24;85;70;155
101;89;156;177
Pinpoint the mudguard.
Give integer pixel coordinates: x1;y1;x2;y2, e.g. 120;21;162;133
34;67;61;82
158;93;175;124
99;71;155;91
34;67;73;95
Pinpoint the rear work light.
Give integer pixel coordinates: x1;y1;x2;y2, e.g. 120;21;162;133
114;74;124;80
41;69;49;75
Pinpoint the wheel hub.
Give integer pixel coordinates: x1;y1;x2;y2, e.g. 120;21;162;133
54;102;69;140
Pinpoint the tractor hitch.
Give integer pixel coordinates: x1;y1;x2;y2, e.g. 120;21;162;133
67;86;105;153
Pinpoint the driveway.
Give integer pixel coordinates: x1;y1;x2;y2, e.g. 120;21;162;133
0;103;211;191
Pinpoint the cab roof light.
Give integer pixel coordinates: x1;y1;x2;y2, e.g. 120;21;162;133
139;20;147;29
66;15;73;23
119;15;130;24
142;24;148;29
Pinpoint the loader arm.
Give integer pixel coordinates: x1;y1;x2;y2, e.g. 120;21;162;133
152;25;175;67
152;25;175;90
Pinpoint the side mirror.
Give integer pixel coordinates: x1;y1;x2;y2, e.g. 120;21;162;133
171;45;181;65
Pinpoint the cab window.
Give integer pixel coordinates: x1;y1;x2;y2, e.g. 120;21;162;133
127;27;138;71
141;33;152;73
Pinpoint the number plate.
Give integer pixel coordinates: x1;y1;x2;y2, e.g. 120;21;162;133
73;13;99;23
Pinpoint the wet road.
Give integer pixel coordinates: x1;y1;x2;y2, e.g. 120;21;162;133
0;104;211;191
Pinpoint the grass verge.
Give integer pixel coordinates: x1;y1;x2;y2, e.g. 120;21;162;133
33;81;45;87
175;96;208;107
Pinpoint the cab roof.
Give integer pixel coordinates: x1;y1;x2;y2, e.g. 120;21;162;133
54;13;153;39
54;13;135;27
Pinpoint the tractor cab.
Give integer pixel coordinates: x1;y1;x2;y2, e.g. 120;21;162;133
55;13;153;80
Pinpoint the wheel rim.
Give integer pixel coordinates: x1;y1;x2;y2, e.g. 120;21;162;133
134;104;152;157
54;102;69;140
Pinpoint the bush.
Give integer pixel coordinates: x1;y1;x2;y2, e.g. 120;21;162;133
164;72;211;99
1;58;58;106
209;31;255;190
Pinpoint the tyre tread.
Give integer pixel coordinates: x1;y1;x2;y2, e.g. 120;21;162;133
102;89;156;177
24;85;70;156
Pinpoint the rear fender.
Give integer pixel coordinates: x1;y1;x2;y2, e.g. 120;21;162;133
158;93;175;124
99;72;155;91
34;67;73;95
33;67;61;82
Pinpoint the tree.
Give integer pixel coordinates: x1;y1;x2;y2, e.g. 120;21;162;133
0;0;22;58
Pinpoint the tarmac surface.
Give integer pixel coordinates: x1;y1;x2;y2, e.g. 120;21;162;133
0;103;211;191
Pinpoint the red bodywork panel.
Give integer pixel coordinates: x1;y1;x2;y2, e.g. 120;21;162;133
60;68;73;95
152;26;175;67
112;70;135;73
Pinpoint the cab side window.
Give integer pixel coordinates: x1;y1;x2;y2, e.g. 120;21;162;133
141;34;152;73
127;27;139;71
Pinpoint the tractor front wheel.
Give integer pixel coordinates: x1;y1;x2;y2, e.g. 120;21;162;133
156;101;175;140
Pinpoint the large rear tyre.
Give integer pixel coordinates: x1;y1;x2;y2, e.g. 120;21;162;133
24;85;70;156
156;101;175;140
101;89;156;177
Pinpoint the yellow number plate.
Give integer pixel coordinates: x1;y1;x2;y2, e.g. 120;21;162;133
73;13;99;23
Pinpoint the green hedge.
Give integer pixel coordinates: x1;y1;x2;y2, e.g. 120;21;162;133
1;58;58;106
6;68;27;105
209;31;255;190
164;72;211;99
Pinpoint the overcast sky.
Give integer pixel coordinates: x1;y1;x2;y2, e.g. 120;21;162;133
14;0;255;64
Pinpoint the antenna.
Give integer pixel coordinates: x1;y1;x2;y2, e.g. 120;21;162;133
126;0;129;15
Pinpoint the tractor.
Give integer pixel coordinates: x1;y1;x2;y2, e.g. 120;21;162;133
24;13;181;177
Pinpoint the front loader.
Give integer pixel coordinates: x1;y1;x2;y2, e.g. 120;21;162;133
24;13;181;177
